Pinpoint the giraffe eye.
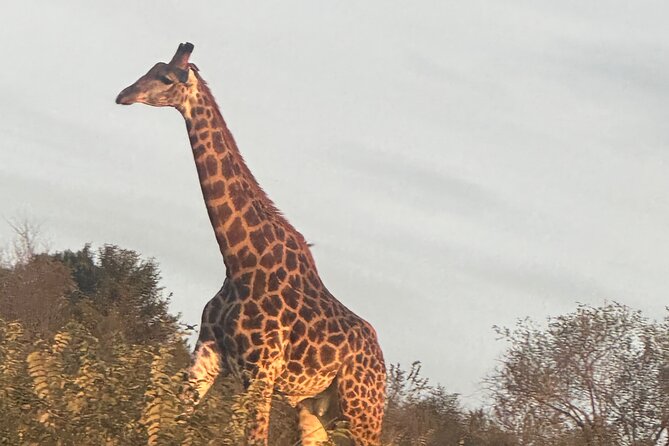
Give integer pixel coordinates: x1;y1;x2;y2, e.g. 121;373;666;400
159;75;174;85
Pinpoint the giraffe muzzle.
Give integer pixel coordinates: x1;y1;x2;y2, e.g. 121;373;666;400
115;85;141;105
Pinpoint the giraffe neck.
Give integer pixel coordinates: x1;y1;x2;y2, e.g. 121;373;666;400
177;70;311;278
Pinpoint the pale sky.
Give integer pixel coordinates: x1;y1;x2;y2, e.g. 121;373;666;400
2;1;669;406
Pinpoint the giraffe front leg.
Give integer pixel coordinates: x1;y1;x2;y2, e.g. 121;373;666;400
184;340;222;406
243;355;287;446
244;374;275;446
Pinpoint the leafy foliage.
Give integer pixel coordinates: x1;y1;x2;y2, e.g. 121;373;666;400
383;362;515;446
13;238;665;445
0;316;334;445
0;243;322;444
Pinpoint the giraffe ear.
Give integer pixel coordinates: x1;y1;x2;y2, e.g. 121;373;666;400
174;68;189;83
169;42;194;69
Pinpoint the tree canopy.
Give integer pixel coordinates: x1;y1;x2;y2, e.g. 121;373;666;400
489;303;669;446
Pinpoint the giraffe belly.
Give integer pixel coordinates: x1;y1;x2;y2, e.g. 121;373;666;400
274;366;338;405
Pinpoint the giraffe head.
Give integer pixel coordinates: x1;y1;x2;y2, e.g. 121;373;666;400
116;42;195;107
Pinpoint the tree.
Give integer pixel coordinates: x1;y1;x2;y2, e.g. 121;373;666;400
0;255;72;340
489;302;669;446
0;241;181;347
49;244;181;345
2;218;47;267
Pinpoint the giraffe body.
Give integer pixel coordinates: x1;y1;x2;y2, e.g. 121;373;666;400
116;43;386;446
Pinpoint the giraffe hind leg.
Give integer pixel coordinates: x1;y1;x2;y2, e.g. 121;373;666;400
297;378;340;445
336;361;386;446
298;404;329;446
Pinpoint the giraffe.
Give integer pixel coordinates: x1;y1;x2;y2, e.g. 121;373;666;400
116;43;386;446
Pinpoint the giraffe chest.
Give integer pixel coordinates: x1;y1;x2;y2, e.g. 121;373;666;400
201;278;357;394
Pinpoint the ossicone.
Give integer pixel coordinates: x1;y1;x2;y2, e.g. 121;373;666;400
169;42;195;69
